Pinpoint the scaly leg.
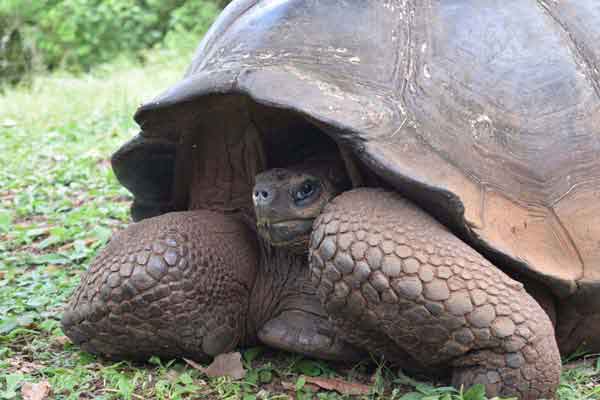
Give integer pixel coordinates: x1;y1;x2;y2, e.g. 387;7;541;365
62;210;258;361
309;189;560;399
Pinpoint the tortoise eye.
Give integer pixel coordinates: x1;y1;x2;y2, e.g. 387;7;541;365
294;181;319;203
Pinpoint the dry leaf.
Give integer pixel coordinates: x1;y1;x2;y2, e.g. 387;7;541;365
184;352;246;380
305;376;371;395
21;381;51;400
8;358;44;374
563;355;600;371
281;381;320;392
52;336;71;346
0;271;5;279
183;357;203;370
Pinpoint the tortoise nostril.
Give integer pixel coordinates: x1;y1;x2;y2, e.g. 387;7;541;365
254;188;273;204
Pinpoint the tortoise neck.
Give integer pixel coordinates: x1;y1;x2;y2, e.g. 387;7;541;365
246;239;316;342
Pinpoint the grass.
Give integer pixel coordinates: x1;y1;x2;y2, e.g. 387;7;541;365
1;50;599;400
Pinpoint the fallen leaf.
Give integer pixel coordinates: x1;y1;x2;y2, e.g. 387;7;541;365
21;381;51;400
52;335;71;347
183;357;203;370
305;376;371;395
281;381;320;392
280;381;294;391
7;357;44;374
563;355;600;371
184;352;246;380
0;271;5;279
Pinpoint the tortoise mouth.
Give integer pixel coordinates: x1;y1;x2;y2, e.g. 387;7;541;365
257;218;315;246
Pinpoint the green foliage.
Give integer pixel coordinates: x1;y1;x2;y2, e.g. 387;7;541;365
394;372;517;400
162;0;222;54
0;1;40;85
558;358;600;400
0;48;187;348
0;0;224;85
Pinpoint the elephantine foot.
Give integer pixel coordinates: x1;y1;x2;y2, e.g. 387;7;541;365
62;210;259;361
259;308;364;361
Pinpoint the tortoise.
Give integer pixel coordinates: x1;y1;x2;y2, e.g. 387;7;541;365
61;0;600;398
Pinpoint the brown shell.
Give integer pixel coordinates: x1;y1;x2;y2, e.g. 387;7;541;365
114;0;600;301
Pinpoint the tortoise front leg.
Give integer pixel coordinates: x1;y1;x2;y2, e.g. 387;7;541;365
309;189;560;399
62;210;258;361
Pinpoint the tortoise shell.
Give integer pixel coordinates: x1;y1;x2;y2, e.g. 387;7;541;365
112;0;600;305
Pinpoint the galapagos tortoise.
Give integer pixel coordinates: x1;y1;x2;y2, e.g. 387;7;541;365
62;1;600;398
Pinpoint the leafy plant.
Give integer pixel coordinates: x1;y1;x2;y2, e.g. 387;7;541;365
0;0;224;86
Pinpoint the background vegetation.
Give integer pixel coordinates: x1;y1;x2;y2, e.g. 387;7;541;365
0;0;230;86
1;1;599;399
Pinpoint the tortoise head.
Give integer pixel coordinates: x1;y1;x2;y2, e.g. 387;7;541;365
253;156;350;251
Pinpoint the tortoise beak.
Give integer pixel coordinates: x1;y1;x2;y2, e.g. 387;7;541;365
256;218;314;246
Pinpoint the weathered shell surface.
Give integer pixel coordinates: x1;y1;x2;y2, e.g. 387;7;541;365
115;0;600;302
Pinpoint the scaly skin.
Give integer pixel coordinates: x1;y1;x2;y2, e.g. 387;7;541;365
309;189;560;399
62;209;360;363
62;210;259;361
63;180;561;398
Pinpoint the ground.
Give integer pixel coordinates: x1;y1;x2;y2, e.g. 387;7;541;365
0;50;599;400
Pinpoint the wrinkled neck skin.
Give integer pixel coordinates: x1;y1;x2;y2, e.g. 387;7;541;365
276;236;311;255
246;237;323;343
